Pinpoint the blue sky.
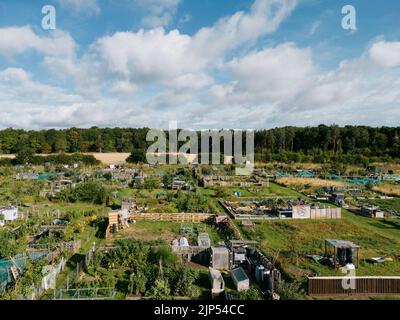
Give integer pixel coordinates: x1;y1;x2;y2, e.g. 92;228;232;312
0;0;399;129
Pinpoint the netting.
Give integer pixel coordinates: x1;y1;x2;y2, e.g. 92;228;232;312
274;171;290;177
345;177;382;185
296;170;315;177
53;288;115;300
0;251;50;293
328;175;382;185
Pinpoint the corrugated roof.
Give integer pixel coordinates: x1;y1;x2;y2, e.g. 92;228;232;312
211;246;229;253
326;239;360;248
231;267;249;282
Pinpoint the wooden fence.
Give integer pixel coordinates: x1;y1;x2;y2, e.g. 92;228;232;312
310;207;341;219
308;276;400;296
220;201;341;221
129;212;215;223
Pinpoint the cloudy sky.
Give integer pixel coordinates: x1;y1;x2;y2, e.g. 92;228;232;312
0;0;399;130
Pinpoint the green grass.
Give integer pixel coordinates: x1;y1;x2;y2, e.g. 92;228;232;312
201;182;301;198
110;220;223;246
2;163;399;300
366;198;400;212
232;182;400;279
237;197;400;279
193;270;212;300
269;182;304;197
197;181;302;212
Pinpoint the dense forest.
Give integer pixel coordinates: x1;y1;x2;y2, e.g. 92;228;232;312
0;125;399;165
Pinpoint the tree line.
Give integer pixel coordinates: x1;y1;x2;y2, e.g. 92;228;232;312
0;152;99;166
254;125;400;164
0;125;399;165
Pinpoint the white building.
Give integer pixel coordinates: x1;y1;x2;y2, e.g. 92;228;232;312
362;206;385;218
292;205;311;219
231;267;250;292
0;206;19;225
209;267;225;295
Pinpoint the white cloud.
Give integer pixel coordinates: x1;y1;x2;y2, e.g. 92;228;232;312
203;40;400;128
369;40;400;67
94;0;298;89
0;68;81;104
95;28;201;86
132;0;182;27
0;26;76;58
309;20;321;35
59;0;100;15
192;0;298;59
110;81;137;94
225;43;315;103
1;1;399;130
0;68;29;82
6;0;296;100
43;54;104;98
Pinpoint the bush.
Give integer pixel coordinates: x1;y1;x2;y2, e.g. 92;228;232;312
127;149;147;163
11;152;100;166
58;182;108;204
275;280;306;300
237;288;264;300
175;193;215;213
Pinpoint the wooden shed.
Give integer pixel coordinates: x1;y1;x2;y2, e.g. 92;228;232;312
325;239;360;268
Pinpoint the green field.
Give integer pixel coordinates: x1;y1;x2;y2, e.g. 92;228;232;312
238;209;400;279
366;198;400;212
110;221;223;246
2;162;400;300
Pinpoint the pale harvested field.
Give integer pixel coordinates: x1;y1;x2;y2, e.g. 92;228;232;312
373;184;400;197
0;152;193;164
85;153;130;164
0;153;130;165
277;177;349;188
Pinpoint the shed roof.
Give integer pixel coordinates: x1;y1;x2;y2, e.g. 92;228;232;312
326;239;360;249
209;267;223;280
231;267;249;283
198;233;210;240
211;246;229;254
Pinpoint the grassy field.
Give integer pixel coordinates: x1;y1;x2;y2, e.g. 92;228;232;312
277;177;348;188
224;178;400;279
366;198;400;212
217;183;299;198
1;159;399;300
370;163;400;174
374;184;400;197
238;208;400;279
109;221;223;246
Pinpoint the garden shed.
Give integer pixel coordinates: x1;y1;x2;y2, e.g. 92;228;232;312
325;239;360;268
208;267;225;295
231;267;250;292
210;246;231;270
